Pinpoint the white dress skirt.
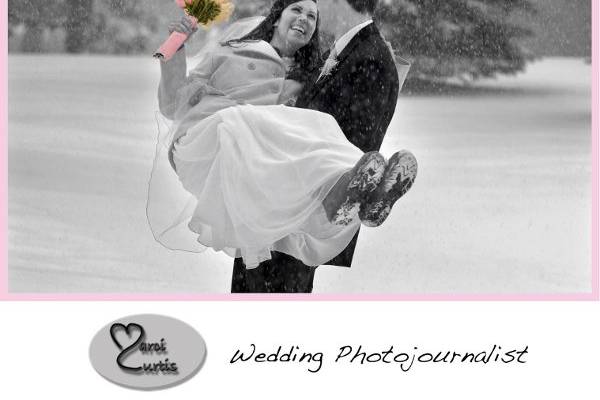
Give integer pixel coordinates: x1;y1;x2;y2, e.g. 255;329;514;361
147;104;364;268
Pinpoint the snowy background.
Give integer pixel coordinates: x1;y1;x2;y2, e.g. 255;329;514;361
8;55;591;294
7;0;593;293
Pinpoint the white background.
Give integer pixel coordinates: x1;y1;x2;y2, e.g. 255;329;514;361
0;301;598;399
3;3;598;399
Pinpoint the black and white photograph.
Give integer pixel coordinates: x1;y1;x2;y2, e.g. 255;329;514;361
7;0;593;294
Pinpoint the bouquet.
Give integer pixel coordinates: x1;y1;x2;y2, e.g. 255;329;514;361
154;0;234;61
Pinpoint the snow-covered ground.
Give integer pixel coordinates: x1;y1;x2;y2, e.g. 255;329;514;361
8;55;592;294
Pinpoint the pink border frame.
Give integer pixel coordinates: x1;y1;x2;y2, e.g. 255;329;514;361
1;1;598;301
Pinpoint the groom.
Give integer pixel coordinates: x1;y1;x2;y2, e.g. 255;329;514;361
231;0;411;293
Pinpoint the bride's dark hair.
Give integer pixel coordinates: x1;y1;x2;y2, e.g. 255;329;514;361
222;0;321;85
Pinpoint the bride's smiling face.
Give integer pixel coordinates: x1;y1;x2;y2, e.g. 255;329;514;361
272;1;318;55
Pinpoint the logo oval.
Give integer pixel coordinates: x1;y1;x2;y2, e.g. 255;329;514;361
89;314;206;390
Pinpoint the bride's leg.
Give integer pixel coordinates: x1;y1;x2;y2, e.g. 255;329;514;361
322;151;386;225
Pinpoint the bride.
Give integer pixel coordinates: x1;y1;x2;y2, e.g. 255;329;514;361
147;0;416;268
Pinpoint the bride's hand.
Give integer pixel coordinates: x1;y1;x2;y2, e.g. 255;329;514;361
168;16;198;41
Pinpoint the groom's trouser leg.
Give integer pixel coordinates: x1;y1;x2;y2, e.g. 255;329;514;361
231;251;317;293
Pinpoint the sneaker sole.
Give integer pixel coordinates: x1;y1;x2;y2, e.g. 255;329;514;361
360;151;418;227
331;152;386;226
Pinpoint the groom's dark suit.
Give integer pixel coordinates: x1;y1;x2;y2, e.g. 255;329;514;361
231;23;400;292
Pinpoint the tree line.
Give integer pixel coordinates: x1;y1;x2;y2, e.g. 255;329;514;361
9;0;539;84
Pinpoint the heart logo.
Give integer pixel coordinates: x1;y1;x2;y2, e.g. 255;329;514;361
110;323;145;373
110;323;144;350
90;314;207;390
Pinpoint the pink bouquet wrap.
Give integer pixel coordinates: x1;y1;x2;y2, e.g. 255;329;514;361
154;0;234;61
153;17;198;61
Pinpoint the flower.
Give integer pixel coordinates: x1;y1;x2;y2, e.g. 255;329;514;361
179;0;235;26
318;54;339;82
210;0;235;24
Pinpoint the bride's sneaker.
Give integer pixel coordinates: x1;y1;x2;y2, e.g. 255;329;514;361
324;151;386;226
359;150;418;227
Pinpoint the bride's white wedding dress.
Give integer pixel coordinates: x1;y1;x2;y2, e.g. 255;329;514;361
148;105;363;268
147;19;363;268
